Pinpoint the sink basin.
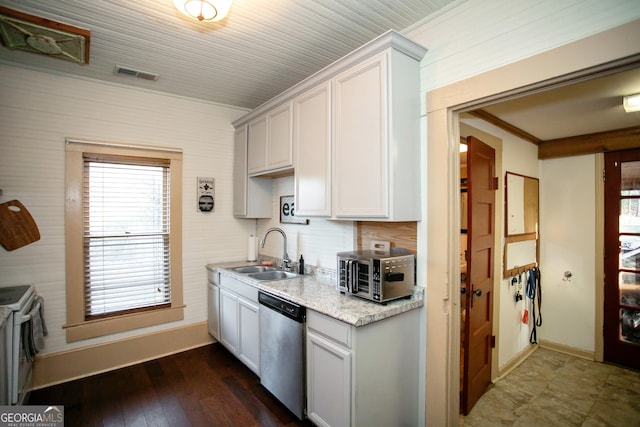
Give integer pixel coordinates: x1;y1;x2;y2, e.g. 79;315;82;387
247;271;298;281
233;265;278;274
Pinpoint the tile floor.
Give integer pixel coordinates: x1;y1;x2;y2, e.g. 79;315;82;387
459;347;640;427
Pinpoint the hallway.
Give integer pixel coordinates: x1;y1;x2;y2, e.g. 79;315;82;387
460;347;640;426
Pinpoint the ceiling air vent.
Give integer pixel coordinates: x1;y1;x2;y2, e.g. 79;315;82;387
114;65;159;81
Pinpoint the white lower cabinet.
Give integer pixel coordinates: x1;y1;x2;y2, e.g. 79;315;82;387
218;276;260;375
207;282;220;340
219;288;239;354
306;329;351;427
237;297;260;374
306;309;419;427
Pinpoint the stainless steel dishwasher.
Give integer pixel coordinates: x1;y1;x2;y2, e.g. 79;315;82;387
258;291;306;420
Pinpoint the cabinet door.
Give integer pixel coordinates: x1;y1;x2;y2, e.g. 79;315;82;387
294;82;332;217
333;52;388;218
307;331;351;427
233;126;249;217
233;125;272;218
248;115;268;174
267;102;293;171
238;297;260;375
207;283;220;340
219;288;239;354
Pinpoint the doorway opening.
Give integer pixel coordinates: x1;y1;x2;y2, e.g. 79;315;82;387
423;21;640;425
450;60;640;422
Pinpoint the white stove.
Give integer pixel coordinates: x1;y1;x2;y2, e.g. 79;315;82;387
0;285;34;310
0;284;36;405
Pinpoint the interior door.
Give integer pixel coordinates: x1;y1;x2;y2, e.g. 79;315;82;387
604;150;640;369
461;136;496;415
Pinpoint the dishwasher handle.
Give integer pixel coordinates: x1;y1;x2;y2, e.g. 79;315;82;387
258;291;306;323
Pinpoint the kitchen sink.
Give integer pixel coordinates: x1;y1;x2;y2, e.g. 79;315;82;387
247;271;298;281
233;265;278;274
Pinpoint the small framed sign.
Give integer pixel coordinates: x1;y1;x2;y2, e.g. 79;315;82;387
280;195;308;224
197;177;215;213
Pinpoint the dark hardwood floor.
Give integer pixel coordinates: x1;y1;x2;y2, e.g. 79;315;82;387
29;343;313;427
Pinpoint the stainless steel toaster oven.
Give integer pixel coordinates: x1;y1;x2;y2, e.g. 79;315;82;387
337;249;415;303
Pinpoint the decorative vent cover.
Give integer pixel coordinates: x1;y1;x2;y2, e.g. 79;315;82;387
114;65;160;81
0;6;90;64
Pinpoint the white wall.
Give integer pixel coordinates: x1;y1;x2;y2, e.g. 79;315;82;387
540;155;597;352
407;0;640;114
0;64;255;355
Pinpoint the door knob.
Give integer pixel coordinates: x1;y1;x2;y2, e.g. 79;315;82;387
460;287;466;294
474;288;482;297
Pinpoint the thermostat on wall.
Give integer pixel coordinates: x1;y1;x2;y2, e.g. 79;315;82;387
197;177;214;213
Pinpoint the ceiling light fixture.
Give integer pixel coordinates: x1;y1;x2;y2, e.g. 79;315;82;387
623;93;640;113
173;0;232;22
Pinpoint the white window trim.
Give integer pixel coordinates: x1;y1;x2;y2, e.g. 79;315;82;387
64;138;184;342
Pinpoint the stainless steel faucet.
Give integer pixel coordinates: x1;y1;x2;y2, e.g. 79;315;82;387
259;227;292;271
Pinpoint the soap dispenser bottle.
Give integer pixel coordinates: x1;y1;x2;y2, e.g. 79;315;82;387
298;255;305;275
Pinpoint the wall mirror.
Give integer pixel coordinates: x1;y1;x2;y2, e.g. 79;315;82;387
504;172;539;278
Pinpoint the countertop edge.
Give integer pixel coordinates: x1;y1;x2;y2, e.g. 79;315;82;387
206;262;424;327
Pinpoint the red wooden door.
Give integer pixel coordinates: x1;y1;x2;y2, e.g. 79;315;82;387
461;136;496;415
604;150;640;369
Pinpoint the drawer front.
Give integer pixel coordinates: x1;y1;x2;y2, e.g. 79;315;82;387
219;275;259;303
307;309;351;348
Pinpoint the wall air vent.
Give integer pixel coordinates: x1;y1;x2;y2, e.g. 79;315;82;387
114;65;159;81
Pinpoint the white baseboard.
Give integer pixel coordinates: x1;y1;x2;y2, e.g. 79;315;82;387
32;321;214;390
497;344;537;379
538;339;594;361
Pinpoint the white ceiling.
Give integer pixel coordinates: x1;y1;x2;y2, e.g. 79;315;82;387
478;66;640;141
0;0;456;109
1;0;638;142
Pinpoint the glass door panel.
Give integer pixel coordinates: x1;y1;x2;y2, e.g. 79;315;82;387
618;161;640;346
605;152;640;369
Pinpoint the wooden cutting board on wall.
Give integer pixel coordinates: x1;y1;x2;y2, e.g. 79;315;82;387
0;200;41;251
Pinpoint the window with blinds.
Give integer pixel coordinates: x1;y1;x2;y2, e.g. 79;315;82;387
83;153;172;319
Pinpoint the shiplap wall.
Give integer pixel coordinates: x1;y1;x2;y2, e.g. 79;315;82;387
0;64;255;354
406;0;640;115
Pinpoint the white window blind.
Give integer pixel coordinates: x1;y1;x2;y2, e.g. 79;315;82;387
83;153;172;318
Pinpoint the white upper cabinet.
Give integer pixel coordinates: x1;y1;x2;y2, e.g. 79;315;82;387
332;48;422;221
234;30;426;221
294;82;332;217
333;52;388;218
247;115;267;174
233;125;272;218
248;101;293;176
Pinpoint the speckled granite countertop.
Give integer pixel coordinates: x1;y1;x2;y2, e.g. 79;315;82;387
206;261;423;327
